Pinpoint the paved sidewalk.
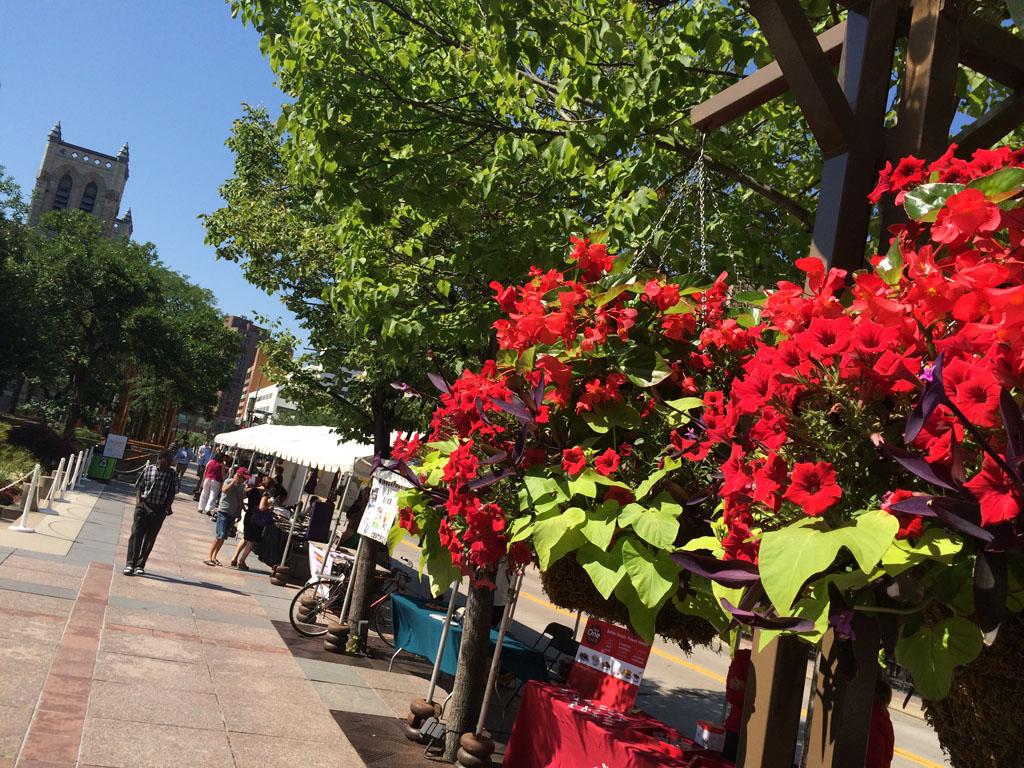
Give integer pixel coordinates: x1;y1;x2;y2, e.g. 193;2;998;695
0;478;437;768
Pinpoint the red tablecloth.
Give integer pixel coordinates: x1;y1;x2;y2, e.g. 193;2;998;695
505;681;727;768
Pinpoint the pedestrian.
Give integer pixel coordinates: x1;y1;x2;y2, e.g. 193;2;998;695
174;443;192;479
721;647;751;762
197;452;226;516
193;442;212;500
124;449;179;577
229;471;268;570
205;466;248;566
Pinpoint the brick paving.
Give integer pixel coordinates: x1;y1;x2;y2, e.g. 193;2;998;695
0;477;445;768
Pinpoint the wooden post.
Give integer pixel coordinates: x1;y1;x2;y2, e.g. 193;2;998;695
804;616;882;768
737;632;808;768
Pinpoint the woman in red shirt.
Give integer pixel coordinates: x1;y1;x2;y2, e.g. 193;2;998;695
866;677;895;768
196;453;225;516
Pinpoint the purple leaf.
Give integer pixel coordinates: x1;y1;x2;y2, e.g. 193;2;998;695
480;451;508;466
533;372;546;411
474;398;493;426
889;495;940;518
466;468;516;490
931;497;993;543
887;446;958;491
905;353;946;443
511;430;527;466
720;598;815;632
974;550;1007;634
1000;388;1024;464
491;397;535;423
672;551;761;587
950;430;967;487
427;373;451;395
390;381;411;392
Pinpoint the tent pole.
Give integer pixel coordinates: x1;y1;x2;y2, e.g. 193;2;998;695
426;580;460;703
572;609;583;639
318;473;353;579
338;535;365;623
278;505;300;573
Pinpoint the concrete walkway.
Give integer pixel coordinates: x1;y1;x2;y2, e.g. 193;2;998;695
0;478;431;768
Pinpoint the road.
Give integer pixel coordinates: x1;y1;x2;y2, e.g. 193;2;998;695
396;539;950;768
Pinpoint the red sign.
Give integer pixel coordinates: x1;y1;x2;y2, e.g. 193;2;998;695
567;618;651;710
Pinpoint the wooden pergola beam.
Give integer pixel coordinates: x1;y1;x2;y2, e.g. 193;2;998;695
954;91;1024;157
690;22;847;133
958;14;1024;89
746;0;859;158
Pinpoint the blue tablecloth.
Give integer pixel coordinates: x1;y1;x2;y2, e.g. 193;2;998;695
391;594;548;683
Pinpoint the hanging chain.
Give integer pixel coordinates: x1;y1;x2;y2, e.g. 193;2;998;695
690;132;709;276
631;175;688;270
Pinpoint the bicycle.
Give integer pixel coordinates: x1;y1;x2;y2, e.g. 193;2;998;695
288;556;411;642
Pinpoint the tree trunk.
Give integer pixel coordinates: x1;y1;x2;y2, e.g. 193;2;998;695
7;375;25;413
443;575;495;761
345;385;391;650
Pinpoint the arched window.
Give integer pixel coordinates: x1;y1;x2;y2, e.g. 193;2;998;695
52;173;73;210
79;181;98;213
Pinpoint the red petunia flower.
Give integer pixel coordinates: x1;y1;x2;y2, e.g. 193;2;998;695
569;236;614;281
965;456;1021;526
562;447;587;477
881;489;925;540
953;367;1001;427
603;485;636;507
594;448;621;477
783;461;843;516
931;189;1001;244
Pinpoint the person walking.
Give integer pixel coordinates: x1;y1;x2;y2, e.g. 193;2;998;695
229;471;269;570
205;466;248;566
193;442;212;500
125;449;179;577
197;452;225;516
174;443;192;479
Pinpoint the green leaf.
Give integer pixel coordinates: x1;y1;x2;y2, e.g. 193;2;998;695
621;538;679;609
841;510;901;575
620;348;671;388
674;584;730;634
679;535;725;557
568;472;597;499
386;518;406;555
903;183;965;223
579;501;618;549
896;618;983;700
582;402;642;434
578;540;625;599
875;237;904;286
967;166;1024;202
423;553;462;597
614;578;659;642
665;397;704;413
733;290;766;305
879;527;962;577
508;515;535;543
532;509;586;570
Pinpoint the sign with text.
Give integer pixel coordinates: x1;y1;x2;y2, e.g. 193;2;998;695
102;434;128;460
356;470;402;544
567;618;651;711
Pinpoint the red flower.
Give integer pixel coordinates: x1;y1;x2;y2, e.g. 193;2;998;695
783;461;842;516
391;432;422;462
569;236;614;281
965;456;1021;526
603;485;635;507
442;440;480;485
931;189;1001;244
889;156;927;203
643;279;681;310
489;280;517;312
398;507;420;536
952;367;1001;427
881;490;925;540
561;447;587;477
594;448;621;477
752;453;787;511
508;541;533;568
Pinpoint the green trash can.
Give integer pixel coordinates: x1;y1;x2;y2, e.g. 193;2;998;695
87;454;117;482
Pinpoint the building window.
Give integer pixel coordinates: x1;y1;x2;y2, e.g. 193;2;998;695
52;173;73;210
80;181;98;213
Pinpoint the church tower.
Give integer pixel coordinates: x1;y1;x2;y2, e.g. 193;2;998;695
27;122;134;238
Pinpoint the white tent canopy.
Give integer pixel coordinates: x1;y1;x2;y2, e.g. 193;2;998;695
213;424;375;476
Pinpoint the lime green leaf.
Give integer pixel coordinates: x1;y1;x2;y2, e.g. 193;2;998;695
568;472;597;499
508;515;535;543
578;540;625;599
665;397;704;412
614;578;659;642
875;237;904;286
679;535;725;557
580;501;617;549
896;618;983;700
842;510;901;574
532;509;586;570
758;524;837;612
674;585;730;634
582;402;642;434
620;348;671;387
903;183;965;222
967;166;1024;203
621;539;679;609
879;527;962;577
386;519;407;555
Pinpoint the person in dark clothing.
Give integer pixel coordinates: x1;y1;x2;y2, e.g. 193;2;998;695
230;472;268;570
866;677;895;768
125;449;179;577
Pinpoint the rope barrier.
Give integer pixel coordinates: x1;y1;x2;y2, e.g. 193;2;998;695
0;466;37;496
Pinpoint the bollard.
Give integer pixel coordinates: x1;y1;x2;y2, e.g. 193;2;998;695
9;465;40;533
59;453;75;499
41;457;66;513
72;451;85;488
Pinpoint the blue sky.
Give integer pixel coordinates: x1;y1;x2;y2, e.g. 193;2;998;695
0;1;303;337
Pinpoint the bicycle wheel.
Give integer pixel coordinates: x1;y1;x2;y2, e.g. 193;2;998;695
289;580;336;637
372;594;395;647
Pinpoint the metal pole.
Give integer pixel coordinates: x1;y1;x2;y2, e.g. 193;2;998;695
9;465;40;533
278;505;300;571
338;536;365;623
425;580;461;703
474;567;525;736
43;458;65;511
317;473;354;580
572;609;583;639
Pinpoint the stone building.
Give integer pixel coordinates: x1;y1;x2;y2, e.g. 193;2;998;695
27;122;133;238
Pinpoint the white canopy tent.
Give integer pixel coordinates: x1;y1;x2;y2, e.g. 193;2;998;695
213;424;375;477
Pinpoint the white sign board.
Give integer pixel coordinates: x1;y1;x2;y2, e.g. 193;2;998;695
102;434;128;460
356;470;402;544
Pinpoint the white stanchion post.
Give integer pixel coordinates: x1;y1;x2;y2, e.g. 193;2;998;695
9;465;40;533
80;448;93;484
425;580;461;703
74;450;86;487
68;452;80;490
44;458;66;511
60;453;75;498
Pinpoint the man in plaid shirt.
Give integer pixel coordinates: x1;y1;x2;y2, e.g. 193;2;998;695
125;449;179;576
